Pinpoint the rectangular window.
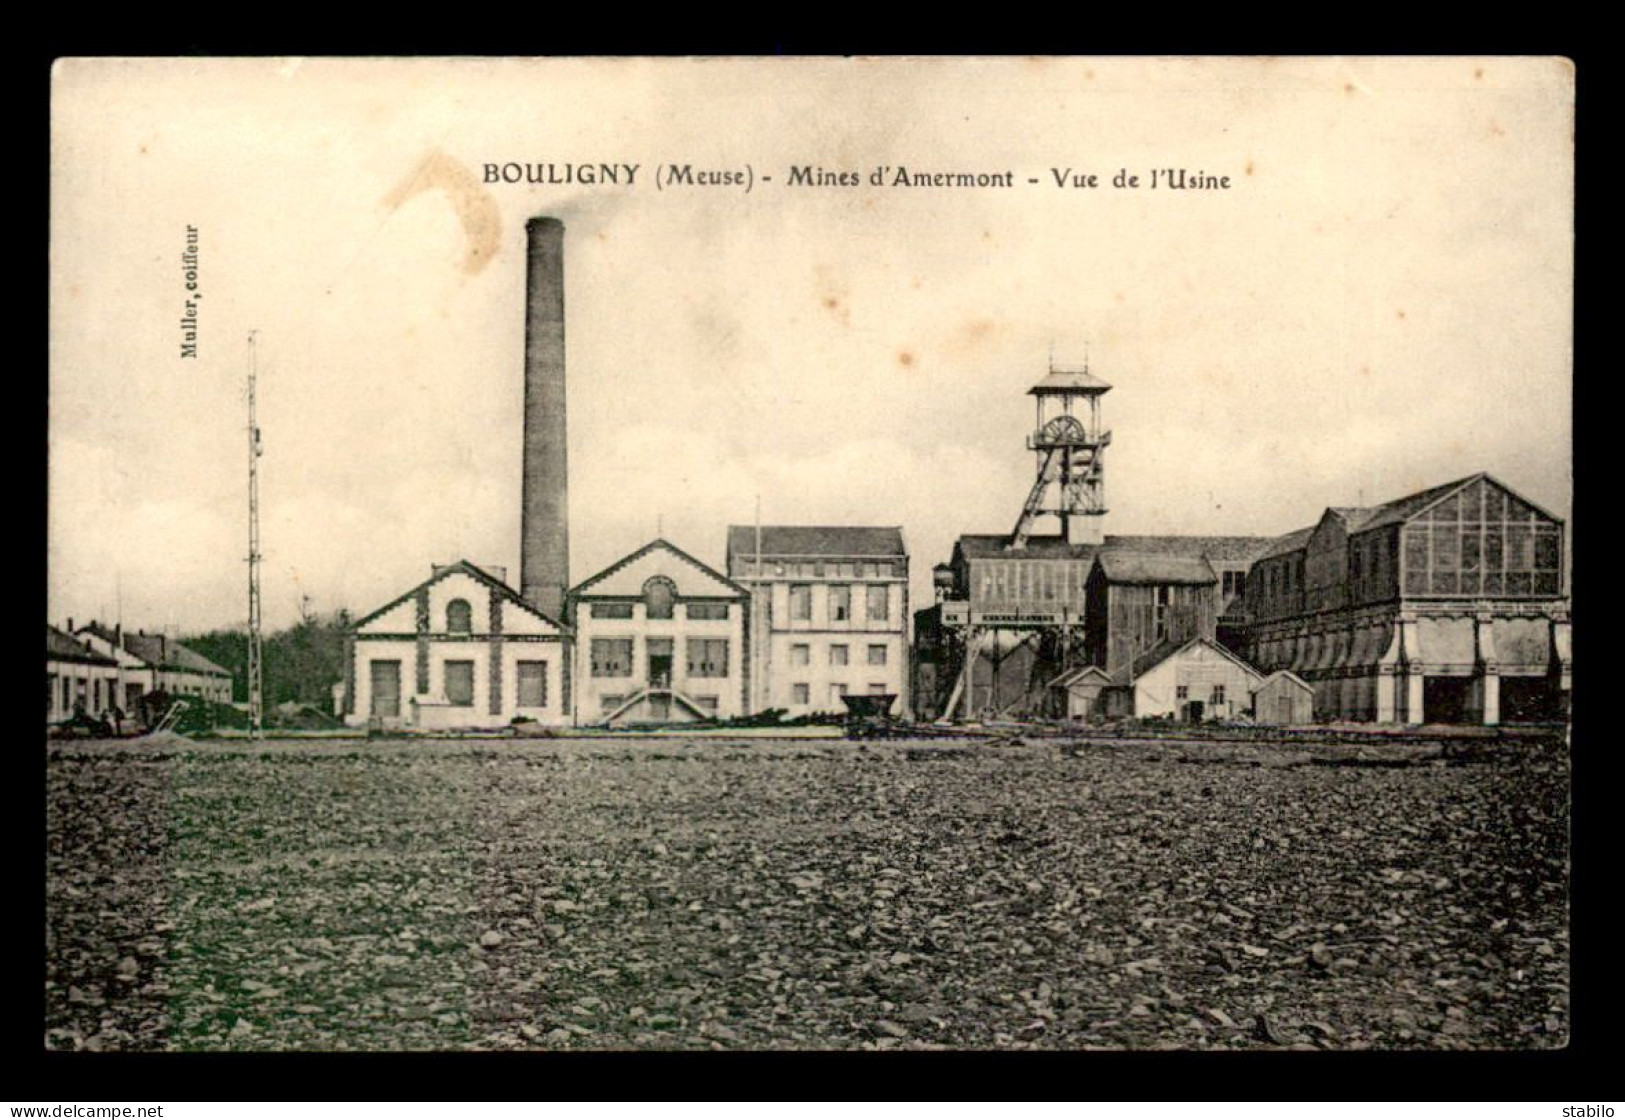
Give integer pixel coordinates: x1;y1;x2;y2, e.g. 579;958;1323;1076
1534;530;1561;571
517;660;548;707
792;683;810;705
790;585;811;621
1432;525;1459;570
830;585;852;621
867;584;889;621
590;638;634;677
867;644;888;666
830;683;849;706
692;695;719;713
1176;685;1188;700
600;694;625;714
829;644;849;667
590;602;634;619
686;602;730;621
790;643;810;667
813;562;825;577
686;638;730;678
1211;684;1226;705
869;683;889;695
1507;525;1533;570
444;660;475;706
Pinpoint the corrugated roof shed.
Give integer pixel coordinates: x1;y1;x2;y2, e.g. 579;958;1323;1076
726;525;906;559
47;624;118;666
1094;552;1217;585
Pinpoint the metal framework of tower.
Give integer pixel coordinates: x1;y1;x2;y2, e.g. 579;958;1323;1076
246;332;264;739
1010;363;1111;548
933;360;1112;723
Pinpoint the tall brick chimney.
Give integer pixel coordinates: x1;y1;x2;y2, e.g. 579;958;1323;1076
520;217;569;619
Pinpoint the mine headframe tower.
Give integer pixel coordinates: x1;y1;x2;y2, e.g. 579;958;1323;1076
1011;364;1111;549
934;362;1110;723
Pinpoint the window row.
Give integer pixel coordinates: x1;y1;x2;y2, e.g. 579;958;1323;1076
589;638;732;678
974;560;1089;604
789;642;889;667
432;660;549;707
789;682;893;706
738;560;902;579
788;584;891;622
588;600;731;620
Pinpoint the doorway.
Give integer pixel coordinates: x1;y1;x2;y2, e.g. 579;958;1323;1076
647;639;673;689
370;660;401;717
1422;676;1471;724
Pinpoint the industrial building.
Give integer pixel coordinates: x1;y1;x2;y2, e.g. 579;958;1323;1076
726;525;910;716
345;560;570;729
913;364;1273;721
344;216;576;730
569;539;751;725
1244;473;1570;724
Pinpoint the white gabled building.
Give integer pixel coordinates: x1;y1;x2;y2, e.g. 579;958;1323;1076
344;561;571;730
47;625;120;724
569;539;750;726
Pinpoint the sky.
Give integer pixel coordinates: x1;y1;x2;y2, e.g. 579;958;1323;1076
49;57;1574;634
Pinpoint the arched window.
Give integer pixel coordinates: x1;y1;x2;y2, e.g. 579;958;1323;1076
447;598;473;634
643;577;676;620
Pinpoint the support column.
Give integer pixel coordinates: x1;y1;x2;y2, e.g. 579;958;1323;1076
1469;608;1499;726
1403;671;1425;726
1393;612;1423;725
1376;666;1397;724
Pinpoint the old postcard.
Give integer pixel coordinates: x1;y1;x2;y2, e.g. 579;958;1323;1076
46;57;1572;1054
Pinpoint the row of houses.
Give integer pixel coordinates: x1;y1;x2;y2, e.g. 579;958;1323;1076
46;621;233;724
340;527;911;730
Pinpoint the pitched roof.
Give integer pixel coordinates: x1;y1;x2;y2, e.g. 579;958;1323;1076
571;538;750;598
1111;637;1262;685
1106;534;1276;562
1094;551;1216;585
1258;669;1313;690
47;625;118;666
954;534;1100;561
1356;474;1483;531
121;633;232;677
1259;526;1315;560
1328;507;1376;531
1048;665;1112;690
725;525;906;560
1029;367;1112;395
351;559;570;631
953;533;1273;563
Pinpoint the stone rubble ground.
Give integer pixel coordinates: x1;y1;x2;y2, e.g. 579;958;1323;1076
44;733;1569;1051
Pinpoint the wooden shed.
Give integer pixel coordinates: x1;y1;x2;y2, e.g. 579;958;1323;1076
1252;670;1314;725
1048;665;1112;722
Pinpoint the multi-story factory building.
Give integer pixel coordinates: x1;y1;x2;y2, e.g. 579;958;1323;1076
1245;473;1570;724
726;526;910;716
569;539;751;726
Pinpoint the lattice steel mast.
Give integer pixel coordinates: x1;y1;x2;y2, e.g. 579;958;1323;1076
246;331;264;739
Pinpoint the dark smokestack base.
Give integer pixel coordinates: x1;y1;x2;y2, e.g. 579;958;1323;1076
521;217;569;620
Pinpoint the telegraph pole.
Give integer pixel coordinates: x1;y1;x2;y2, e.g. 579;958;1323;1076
246;332;264;740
